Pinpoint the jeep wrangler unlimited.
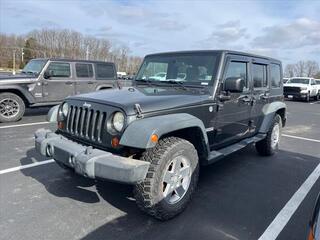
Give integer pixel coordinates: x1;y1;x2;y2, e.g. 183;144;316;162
35;50;286;220
0;58;128;122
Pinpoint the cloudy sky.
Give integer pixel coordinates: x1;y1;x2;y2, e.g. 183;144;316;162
1;0;319;64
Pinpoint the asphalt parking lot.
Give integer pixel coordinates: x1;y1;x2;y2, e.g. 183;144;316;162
0;100;319;240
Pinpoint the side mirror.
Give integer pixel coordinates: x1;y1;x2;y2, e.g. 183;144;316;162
43;70;53;79
224;77;245;93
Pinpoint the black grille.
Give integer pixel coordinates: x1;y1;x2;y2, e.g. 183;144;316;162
284;86;301;94
65;105;106;143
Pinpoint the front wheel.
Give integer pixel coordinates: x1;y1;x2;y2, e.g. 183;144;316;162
134;137;199;220
0;92;25;122
256;114;282;156
305;92;310;102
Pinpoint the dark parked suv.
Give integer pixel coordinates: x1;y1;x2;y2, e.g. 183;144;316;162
0;58;127;122
35;50;286;220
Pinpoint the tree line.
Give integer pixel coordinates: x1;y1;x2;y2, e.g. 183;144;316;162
0;29;142;74
284;61;320;79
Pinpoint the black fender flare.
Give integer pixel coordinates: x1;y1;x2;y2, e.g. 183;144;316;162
119;113;209;150
0;85;35;104
259;101;286;133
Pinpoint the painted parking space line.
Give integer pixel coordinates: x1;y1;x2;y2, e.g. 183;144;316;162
258;163;320;240
0;121;50;129
310;101;320;105
0;159;55;175
282;134;320;143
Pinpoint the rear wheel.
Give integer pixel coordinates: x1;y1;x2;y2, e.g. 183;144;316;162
0;92;25;122
256;114;282;156
134;137;199;220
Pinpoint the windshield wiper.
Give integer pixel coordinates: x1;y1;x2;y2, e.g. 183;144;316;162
21;71;37;75
135;79;158;87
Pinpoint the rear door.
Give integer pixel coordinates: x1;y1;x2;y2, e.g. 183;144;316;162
42;61;75;102
74;62;97;95
213;55;253;149
250;58;270;133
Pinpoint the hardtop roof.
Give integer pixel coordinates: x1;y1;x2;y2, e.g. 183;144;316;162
145;50;281;63
32;58;115;65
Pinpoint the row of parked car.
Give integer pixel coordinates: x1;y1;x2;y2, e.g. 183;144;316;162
283;77;320;101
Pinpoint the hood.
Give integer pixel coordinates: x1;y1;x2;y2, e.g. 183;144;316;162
69;86;211;115
0;73;37;84
284;83;309;88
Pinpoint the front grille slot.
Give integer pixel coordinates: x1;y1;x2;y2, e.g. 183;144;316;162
284;86;301;94
65;105;106;143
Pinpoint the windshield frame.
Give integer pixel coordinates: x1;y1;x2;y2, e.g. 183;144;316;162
21;59;48;75
135;52;221;88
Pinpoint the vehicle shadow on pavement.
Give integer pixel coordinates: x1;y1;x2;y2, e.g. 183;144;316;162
80;146;320;240
24;107;51;117
20;148;100;203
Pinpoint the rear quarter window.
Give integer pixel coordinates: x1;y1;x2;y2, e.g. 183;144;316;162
270;64;281;88
96;63;115;79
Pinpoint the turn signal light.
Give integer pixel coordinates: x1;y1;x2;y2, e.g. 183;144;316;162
111;137;120;148
151;134;159;143
308;227;315;240
58;121;64;129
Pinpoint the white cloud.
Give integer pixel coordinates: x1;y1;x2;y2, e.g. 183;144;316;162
252;18;320;49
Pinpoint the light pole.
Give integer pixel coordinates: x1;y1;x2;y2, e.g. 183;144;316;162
12;50;16;75
21;48;24;63
86;45;89;60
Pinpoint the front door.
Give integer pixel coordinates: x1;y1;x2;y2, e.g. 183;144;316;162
212;56;252;149
74;62;97;95
42;62;75;102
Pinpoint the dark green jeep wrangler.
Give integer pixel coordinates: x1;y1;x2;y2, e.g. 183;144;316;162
35;50;286;220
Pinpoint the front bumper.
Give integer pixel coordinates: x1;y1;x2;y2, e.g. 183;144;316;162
284;92;307;99
34;129;150;184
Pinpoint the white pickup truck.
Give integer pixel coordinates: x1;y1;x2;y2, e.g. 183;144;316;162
284;77;320;101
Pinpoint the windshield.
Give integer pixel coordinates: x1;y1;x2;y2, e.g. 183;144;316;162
135;53;219;86
288;78;310;84
22;59;47;75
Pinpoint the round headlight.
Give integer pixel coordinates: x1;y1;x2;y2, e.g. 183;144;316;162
62;102;69;117
112;112;125;132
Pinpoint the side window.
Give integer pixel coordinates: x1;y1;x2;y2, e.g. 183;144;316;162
225;61;248;89
270;64;281;88
311;79;316;85
76;63;93;78
252;63;267;88
47;62;70;78
96;64;115;79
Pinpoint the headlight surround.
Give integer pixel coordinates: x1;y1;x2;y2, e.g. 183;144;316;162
300;87;308;91
112;112;125;132
62;102;69;117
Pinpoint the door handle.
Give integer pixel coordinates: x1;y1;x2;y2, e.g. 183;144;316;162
65;82;73;85
88;81;94;84
260;93;270;100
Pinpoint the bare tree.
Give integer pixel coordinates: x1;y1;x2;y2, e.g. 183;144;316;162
0;29;143;73
305;61;319;77
284;64;295;78
294;61;305;77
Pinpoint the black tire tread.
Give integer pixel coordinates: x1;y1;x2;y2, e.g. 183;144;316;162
256;114;282;156
134;137;199;220
0;92;25;122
